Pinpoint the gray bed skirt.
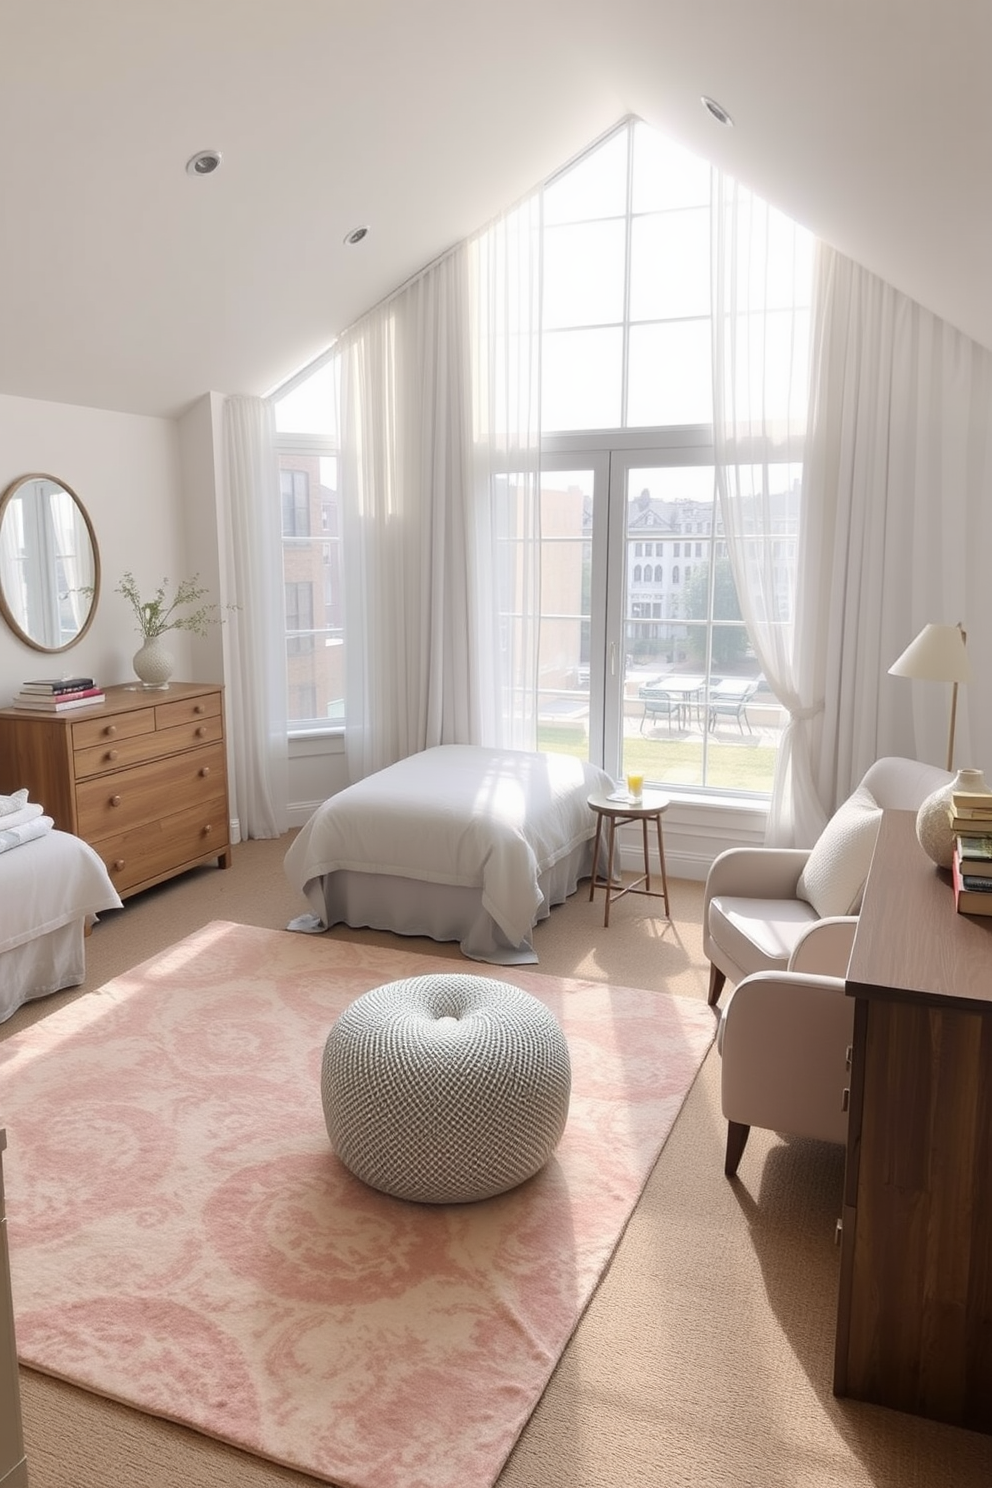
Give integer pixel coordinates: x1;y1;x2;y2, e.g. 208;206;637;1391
294;834;601;964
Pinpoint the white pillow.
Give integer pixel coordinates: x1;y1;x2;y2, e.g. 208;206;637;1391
796;786;883;918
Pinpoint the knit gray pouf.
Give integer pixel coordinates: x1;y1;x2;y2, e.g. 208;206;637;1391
321;972;572;1203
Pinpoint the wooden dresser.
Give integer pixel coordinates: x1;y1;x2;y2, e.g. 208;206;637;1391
836;808;992;1430
0;1132;28;1488
0;681;231;899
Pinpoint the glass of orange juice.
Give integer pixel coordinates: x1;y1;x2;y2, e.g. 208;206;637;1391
626;772;644;802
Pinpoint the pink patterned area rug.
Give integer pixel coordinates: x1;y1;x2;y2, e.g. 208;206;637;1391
1;921;715;1488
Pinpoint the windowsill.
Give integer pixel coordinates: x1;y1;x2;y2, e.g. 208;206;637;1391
288;728;345;755
661;789;769;815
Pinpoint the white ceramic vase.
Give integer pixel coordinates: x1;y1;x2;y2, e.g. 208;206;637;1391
916;767;990;869
132;634;175;690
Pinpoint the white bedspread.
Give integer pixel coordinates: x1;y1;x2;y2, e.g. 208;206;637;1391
285;745;615;949
0;829;123;956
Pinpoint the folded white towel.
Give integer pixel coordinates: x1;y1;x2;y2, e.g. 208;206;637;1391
0;815;53;854
0;788;30;817
0;802;44;832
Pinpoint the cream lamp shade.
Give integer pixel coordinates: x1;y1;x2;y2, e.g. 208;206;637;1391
888;622;970;772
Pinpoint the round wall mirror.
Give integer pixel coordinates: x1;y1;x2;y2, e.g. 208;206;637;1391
0;473;100;652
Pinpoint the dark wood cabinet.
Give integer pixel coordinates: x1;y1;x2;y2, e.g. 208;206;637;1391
836;809;992;1430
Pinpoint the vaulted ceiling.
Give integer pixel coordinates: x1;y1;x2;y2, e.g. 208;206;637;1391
3;0;988;419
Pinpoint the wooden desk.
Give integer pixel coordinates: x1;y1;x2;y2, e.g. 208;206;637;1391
835;809;992;1430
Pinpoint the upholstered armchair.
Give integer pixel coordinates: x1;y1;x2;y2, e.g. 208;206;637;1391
707;755;952;1177
704;755;952;1008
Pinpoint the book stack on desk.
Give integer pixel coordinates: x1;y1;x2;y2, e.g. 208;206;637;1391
952;834;992;916
10;676;105;711
946;789;992;837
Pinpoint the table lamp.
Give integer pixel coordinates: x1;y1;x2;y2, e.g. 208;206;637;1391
889;621;987;867
888;622;970;773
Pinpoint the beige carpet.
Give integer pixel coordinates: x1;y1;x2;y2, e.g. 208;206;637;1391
5;837;992;1487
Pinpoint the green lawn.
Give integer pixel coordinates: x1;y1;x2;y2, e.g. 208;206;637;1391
536;723;776;795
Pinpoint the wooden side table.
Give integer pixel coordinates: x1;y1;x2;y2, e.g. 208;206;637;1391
587;790;671;927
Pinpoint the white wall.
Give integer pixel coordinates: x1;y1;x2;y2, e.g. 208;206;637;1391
0;393;189;699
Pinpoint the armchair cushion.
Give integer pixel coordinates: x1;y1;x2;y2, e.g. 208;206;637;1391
708;895;818;975
795;785;882;918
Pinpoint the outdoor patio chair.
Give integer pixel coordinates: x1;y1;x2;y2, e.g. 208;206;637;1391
638;684;678;733
708;677;760;734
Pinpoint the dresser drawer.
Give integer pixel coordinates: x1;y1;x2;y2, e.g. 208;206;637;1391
97;793;229;894
75;742;226;842
71;706;156;751
73;715;225;779
155;692;221;729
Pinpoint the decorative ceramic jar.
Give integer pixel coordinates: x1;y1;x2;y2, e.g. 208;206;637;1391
132;635;175;690
915;767;991;869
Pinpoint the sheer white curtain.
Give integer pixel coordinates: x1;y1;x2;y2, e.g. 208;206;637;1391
337;193;542;777
467;193;542;750
797;247;992;812
711;173;820;844
222;395;288;837
338;246;481;779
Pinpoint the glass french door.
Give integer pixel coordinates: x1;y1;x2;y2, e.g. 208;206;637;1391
610;454;720;792
538;444;774;795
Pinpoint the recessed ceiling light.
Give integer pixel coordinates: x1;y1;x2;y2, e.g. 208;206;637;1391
702;97;734;127
344;226;369;245
186;149;222;177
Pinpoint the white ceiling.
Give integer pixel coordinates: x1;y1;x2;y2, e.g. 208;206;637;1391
2;0;989;420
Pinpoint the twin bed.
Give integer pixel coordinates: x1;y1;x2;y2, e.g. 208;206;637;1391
284;744;616;963
1;828;123;1024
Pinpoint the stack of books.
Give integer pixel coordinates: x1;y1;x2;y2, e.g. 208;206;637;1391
952;832;992;917
946;789;992;837
10;677;106;712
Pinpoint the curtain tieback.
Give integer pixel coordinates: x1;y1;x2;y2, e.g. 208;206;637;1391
788;699;825;723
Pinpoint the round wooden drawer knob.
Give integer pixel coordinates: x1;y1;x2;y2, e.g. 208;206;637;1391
199;766;210;777
194;704;205;714
195;725;207;737
114;859;125;871
110;794;121;806
106;749;119;761
104;724;117;737
203;823;213;835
